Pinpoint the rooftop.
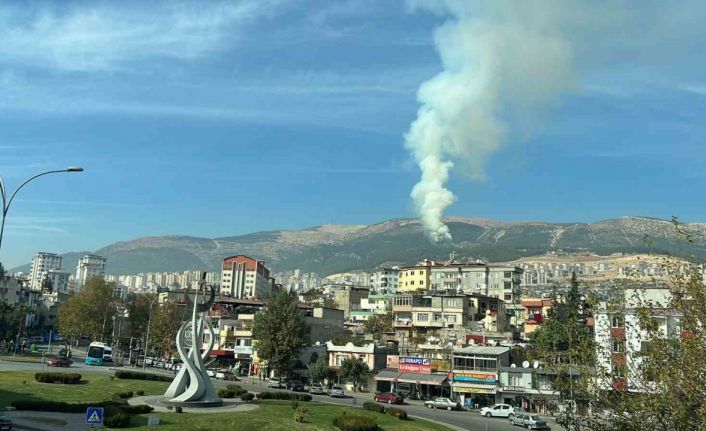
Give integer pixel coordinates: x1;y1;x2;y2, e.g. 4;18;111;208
454;346;510;356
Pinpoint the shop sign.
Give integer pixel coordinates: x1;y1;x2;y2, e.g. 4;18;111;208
452;371;497;384
454;386;496;394
502;385;527;393
386;355;399;368
399;356;431;374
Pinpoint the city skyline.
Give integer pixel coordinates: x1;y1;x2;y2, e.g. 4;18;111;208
1;1;706;268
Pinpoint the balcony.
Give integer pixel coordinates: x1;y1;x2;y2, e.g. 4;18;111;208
395;319;412;328
610;327;625;341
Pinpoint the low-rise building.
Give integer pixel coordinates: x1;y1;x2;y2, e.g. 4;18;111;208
392;293;468;347
521;298;554;338
450;345;510;407
325;340;396;372
497;365;563;414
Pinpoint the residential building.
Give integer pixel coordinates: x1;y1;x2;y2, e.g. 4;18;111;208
29;252;62;291
332;285;369;319
0;276;23;304
375;355;451;399
302;306;349;343
398;261;433;292
370;268;399;293
450;345;510;407
44;269;70;294
521;298;554;338
497;365;563;414
594;287;679;392
75;254;107;290
392;293;468;347
325;340;397;371
220;255;271;299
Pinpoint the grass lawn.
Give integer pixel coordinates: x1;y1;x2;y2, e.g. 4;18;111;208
0;371;169;407
126;400;452;431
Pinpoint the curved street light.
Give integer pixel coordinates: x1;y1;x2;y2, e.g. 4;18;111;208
0;167;84;253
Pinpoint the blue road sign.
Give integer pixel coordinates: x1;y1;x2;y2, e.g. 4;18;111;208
85;407;104;426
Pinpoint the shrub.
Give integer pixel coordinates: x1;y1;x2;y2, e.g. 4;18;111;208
34;372;82;384
218;389;235;398
226;385;246;396
293;406;308;423
135;390;145;396
386;407;408;420
240;392;254;401
257;391;312;401
291;400;299;410
333;414;378;431
120;405;153;415
363;402;385;414
113;370;173;382
116;391;134;399
104;412;130;428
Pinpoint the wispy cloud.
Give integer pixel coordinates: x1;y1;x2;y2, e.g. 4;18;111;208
0;1;283;72
15;199;153;208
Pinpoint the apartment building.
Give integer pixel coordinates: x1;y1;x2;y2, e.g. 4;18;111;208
370;267;399;293
398;262;433;292
44;269;70;293
392;294;468;347
450;346;510;407
29;252;62;291
521;298;554;337
75;254;107;290
220;255;271;299
594;287;680;392
332;285;369;319
325;340;397;371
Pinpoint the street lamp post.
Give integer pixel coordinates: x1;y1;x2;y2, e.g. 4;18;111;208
0;167;84;252
142;295;160;371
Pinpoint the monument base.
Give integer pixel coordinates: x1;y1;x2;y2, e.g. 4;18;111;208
159;398;223;408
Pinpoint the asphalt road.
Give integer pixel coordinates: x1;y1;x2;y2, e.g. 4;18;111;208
0;359;542;431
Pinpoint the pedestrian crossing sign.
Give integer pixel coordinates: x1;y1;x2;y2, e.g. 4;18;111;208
85;407;104;426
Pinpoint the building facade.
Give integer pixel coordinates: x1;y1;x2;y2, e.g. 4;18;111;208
29;252;62;291
220;255;271;299
398;263;432;292
75;254;107;290
370;268;399;293
450;346;510;407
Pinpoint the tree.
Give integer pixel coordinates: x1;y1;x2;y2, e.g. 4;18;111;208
363;312;394;340
252;290;306;378
57;277;119;344
340;357;369;391
308;356;329;384
0;302;23;340
0;261;5;278
147;302;185;357
125;293;155;339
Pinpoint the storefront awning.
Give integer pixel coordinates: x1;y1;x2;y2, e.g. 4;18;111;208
374;369;448;386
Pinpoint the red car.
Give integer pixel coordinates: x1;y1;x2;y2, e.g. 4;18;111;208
46;356;73;367
373;392;403;404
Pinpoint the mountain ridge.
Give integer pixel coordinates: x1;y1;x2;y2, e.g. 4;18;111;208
9;216;706;276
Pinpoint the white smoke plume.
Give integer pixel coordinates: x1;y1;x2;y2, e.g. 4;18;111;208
406;0;577;241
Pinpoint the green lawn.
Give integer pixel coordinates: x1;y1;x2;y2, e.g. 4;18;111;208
0;371;169;407
126;401;451;431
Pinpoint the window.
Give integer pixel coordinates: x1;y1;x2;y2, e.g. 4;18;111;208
611;314;624;328
420;280;424;285
504;272;513;278
410;281;415;285
612;341;625;353
509;373;522;386
445;315;457;323
504;294;512;301
417;313;429;321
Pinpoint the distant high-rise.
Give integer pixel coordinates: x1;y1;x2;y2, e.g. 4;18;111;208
220;255;271;299
29;252;62;291
75;254;107;290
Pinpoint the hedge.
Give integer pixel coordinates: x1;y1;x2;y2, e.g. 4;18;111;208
34;372;82;384
386;407;408;420
218;389;236;399
333;414;378;431
104;412;130;428
257;391;312;401
226;384;247;396
113;370;173;382
11;399;151;416
115;391;134;399
363;402;385;414
240;392;255;401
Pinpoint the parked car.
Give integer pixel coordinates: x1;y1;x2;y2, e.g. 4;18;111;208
374;392;403;405
206;369;217;377
0;412;12;431
480;404;515;418
46;356;73;367
424;397;461;411
522;414;549;430
329;385;345;398
309;383;325;394
287;380;305;391
510;413;528;426
268;378;282;388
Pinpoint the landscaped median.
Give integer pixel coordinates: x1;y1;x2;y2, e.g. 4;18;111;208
0;372;452;430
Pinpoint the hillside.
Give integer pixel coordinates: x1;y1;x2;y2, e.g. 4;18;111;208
11;216;706;275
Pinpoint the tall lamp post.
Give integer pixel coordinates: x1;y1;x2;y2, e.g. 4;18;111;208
0;167;84;252
142;294;160;371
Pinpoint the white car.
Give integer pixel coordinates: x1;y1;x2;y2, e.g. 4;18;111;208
268;378;282;388
329;385;345;397
480;404;515;418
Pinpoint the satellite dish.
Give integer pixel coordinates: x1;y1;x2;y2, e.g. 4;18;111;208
510;363;516;368
522;361;530;368
533;361;540;369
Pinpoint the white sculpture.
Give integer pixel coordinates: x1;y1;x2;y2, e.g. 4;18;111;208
163;277;221;405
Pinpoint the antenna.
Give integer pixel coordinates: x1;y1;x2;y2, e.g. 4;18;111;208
522;360;530;368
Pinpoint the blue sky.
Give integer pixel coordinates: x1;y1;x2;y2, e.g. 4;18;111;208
1;0;705;268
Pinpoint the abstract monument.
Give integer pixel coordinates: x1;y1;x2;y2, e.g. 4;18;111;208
163;274;222;406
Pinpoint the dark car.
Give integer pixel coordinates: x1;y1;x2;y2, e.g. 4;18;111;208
373;392;403;405
287;380;305;391
46;356;73;367
0;412;12;430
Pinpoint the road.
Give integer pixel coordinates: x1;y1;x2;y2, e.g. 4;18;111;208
0;359;541;431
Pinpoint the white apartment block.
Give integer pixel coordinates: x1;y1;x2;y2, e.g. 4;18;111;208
220;255;272;299
29;252;62;291
44;269;70;293
75;254;107;290
594;287;680;392
429;264;523;301
370;268;399;292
